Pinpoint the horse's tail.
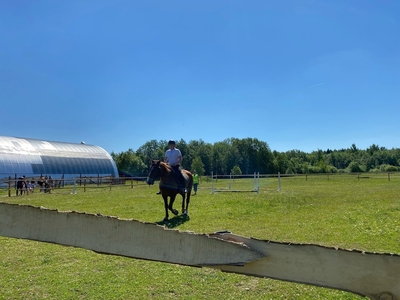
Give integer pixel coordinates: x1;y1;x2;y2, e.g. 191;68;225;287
188;172;193;192
184;170;193;197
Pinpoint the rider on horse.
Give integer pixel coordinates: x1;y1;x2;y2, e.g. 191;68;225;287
164;140;187;193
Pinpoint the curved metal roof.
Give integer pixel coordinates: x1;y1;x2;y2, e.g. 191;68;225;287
0;136;118;178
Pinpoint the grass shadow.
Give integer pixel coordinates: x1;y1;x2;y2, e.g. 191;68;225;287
156;214;190;228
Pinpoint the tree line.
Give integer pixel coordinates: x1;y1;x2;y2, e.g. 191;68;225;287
110;138;400;177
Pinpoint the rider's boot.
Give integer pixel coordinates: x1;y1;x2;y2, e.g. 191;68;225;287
177;186;187;193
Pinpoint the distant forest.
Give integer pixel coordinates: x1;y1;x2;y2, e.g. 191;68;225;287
110;138;400;176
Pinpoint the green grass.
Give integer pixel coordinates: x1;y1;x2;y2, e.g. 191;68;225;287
1;174;399;299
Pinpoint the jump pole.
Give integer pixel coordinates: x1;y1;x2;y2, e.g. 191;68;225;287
253;172;260;194
212;172;259;193
255;172;260;193
71;176;77;194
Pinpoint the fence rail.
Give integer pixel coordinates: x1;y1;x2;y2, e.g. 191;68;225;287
270;172;400;181
208;172;400;180
0;175;148;197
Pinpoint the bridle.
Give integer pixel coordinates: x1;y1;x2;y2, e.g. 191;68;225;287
148;164;160;180
146;163;162;185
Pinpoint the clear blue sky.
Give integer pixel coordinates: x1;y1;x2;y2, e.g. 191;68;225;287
1;0;399;154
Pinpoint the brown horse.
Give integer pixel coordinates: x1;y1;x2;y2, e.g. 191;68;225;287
146;160;193;222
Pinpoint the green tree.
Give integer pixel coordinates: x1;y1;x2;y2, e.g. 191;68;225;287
231;165;242;175
273;151;290;174
112;149;147;176
212;141;231;175
233;138;273;174
136;140;165;165
367;144;380;155
120;138;400;176
191;157;205;176
177;139;190;170
350;143;358;153
188;140;213;175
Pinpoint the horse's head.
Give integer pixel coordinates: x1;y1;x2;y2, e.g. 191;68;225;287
146;160;161;185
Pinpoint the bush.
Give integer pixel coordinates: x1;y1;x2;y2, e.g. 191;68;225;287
380;164;398;172
231;165;242;175
347;161;365;173
326;166;338;173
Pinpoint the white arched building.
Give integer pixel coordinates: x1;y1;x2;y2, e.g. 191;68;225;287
0;135;118;179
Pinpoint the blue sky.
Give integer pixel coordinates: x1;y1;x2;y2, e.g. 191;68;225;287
1;0;399;154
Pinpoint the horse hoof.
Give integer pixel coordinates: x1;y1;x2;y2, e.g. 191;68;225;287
172;209;179;215
163;217;168;222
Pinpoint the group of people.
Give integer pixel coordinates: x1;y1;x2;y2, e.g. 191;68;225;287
159;140;199;195
16;176;33;196
16;175;54;196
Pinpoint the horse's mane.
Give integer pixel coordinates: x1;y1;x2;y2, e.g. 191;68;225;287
156;160;172;173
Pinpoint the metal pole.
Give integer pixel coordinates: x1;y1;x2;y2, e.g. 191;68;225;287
71;177;77;194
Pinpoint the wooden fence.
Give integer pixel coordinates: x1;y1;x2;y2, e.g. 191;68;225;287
0;175;148;197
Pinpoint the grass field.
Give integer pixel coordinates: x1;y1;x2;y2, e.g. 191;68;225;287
1;174;399;299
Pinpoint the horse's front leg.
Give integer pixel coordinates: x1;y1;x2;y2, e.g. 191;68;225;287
168;194;179;216
163;195;169;222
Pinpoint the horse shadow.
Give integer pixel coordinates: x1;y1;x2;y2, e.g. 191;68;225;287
156;214;190;228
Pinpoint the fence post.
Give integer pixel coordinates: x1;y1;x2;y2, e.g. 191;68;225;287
8;176;11;197
388;173;390;181
277;172;281;191
84;178;86;193
211;172;214;194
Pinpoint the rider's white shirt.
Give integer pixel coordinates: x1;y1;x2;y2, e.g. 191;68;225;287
165;148;182;166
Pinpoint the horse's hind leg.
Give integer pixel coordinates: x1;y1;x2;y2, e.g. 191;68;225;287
181;195;185;214
182;193;190;216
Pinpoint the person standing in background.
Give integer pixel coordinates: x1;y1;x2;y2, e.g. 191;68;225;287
192;170;199;195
